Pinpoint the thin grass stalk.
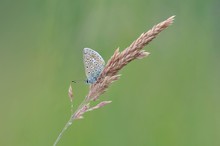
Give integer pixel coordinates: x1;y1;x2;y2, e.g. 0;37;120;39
53;15;175;146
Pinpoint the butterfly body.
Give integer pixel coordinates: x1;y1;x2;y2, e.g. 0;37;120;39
83;48;105;84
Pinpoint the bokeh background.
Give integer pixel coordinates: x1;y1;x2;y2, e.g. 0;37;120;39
0;0;219;146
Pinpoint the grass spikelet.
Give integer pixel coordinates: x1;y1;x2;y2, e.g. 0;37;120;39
53;16;175;146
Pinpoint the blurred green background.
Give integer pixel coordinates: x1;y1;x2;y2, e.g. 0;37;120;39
0;0;219;146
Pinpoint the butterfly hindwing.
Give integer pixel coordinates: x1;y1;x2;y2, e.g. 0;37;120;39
83;48;105;84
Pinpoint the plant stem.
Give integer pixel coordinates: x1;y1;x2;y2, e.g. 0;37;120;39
53;97;90;146
53;115;74;146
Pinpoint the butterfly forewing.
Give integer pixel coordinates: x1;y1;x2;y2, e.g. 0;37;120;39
83;48;105;84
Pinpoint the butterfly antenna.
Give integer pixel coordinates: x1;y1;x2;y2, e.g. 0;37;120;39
72;79;85;83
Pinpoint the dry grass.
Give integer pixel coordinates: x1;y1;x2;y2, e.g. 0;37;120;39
88;15;175;101
53;15;175;146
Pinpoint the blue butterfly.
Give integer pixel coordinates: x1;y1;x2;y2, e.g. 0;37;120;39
83;48;105;84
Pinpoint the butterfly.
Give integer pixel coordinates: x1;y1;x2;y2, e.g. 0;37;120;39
83;48;105;84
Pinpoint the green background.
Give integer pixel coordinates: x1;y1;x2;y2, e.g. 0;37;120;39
0;0;219;146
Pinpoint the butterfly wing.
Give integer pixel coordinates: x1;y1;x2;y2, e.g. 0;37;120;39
83;48;105;84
